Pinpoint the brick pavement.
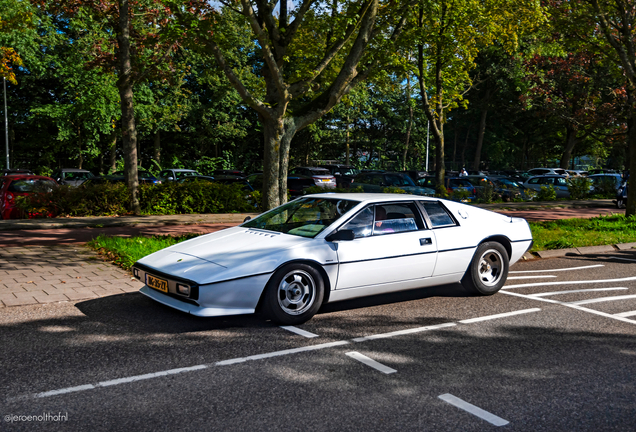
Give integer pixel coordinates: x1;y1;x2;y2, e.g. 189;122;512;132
0;245;143;308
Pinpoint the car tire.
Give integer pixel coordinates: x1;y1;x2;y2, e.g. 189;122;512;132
461;242;509;296
617;198;626;209
262;263;324;325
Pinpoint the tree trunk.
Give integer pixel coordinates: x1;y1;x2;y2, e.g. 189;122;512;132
109;132;117;174
402;72;413;170
153;130;161;167
627;89;636;217
473;87;490;171
116;0;140;214
560;125;578;170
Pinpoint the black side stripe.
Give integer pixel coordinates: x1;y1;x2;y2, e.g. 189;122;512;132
339;250;437;265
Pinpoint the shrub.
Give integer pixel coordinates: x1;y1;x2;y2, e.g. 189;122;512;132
476;182;497;204
451;187;471;202
381;186;407;194
567;177;591;200
535;185;557;201
15;181;255;217
589;178;618;198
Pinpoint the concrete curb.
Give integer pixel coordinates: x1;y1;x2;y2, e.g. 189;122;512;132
527;243;635;260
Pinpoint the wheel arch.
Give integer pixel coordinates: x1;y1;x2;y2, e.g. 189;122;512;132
479;235;511;260
254;259;332;312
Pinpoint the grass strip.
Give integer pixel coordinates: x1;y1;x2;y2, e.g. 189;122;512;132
87;214;636;269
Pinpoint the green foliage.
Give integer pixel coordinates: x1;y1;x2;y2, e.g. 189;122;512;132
381;186;407;194
15;181;255;217
476;183;497;203
589;178;618;199
535;185;557;201
304;186;364;194
451;187;471;202
567;177;591;200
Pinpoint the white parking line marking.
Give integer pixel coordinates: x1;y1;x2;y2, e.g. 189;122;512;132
568;293;636;306
280;326;319;338
530;288;628;297
507;276;556;280
504;275;636;289
615;310;636;318
352;323;456;342
500;291;636;325
438;393;509;426
509;264;604;274
16;309;545;401
459;308;541;324
345;352;397;374
215;340;351;365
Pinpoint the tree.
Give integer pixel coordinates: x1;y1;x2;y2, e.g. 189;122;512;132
411;0;544;192
189;0;414;209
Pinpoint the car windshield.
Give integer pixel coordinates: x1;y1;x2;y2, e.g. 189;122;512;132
310;169;331;176
65;172;93;180
243;197;359;238
8;179;56;193
176;171;199;178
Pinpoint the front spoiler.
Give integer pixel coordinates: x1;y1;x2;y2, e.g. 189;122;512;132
139;286;255;317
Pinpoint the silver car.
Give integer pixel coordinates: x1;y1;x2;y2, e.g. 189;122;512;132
522;175;570;198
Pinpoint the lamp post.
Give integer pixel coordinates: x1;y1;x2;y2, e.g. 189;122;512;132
3;77;8;170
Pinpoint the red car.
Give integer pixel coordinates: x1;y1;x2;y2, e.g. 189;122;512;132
0;175;58;219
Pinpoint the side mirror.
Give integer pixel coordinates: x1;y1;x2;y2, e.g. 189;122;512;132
167;177;174;181
243;216;251;222
326;229;355;242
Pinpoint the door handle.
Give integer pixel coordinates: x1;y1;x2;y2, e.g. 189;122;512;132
420;238;432;245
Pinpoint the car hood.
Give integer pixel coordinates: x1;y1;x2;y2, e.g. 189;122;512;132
136;226;314;284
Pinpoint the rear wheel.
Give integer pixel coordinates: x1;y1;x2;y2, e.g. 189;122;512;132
262;263;324;325
462;242;509;295
617;198;626;209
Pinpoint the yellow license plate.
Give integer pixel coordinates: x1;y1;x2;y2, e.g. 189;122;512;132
147;274;168;293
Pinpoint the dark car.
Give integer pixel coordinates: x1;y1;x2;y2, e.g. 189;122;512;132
83;170;162;186
320;164;360;188
179;175;254;192
52;168;95;187
2;168;34;176
159;169;201;182
289;167;337;189
213;169;247;178
247;173;315;197
418;176;476;200
522;175;570;198
351;172;435;196
0;175;58;219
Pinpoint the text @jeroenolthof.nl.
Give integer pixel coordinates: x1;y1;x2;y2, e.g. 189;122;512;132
5;412;68;423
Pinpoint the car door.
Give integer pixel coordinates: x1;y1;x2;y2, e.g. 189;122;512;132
553;176;569;197
334;202;437;290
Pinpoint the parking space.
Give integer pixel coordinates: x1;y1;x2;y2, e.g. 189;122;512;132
2;250;636;430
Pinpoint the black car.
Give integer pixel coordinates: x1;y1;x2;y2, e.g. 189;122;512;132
179;175;254;192
320;164;361;188
247;173;315;197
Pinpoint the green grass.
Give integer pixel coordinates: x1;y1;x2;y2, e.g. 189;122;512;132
87;215;636;269
87;234;200;269
529;214;636;252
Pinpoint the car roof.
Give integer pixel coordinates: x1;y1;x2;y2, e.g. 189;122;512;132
300;192;437;204
3;174;55;180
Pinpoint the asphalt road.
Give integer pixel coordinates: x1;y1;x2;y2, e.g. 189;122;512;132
2;250;636;431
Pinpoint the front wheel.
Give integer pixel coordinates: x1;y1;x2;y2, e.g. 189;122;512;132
462;242;509;296
262;263;324;325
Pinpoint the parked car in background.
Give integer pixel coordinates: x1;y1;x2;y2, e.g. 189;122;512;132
417;176;476;200
320;164;360;188
289;167;337;189
527;167;568;177
52;168;95;187
588;173;623;194
213;169;247;178
159;169;201;181
490;177;528;201
179;175;254;192
352;171;435;196
0;175;57;219
132;193;533;324
2;168;33;176
247;173;315;197
566;170;588;177
522;175;570;198
86;170;162;185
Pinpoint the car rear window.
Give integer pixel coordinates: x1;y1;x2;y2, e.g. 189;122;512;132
8;179;56;193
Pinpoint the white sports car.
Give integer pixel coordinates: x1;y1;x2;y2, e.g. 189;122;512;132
132;193;533;324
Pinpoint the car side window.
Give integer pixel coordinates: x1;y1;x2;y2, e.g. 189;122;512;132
556;177;567;186
372;203;421;236
341;207;373;238
528;178;539;184
421;202;456;228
